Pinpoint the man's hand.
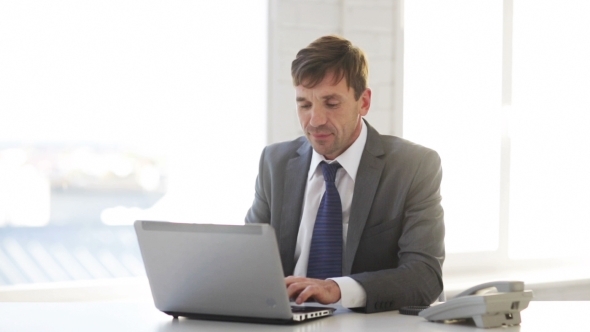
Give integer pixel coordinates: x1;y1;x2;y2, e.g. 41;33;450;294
285;276;341;305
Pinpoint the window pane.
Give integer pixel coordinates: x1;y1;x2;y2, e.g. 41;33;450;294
510;0;590;259
0;1;266;286
404;0;503;253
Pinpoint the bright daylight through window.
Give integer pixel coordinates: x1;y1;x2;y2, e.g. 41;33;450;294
405;0;590;268
0;1;266;286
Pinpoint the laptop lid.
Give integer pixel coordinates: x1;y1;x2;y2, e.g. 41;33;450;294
134;220;334;323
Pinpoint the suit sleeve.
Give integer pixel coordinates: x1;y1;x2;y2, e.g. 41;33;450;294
245;147;271;225
350;149;445;313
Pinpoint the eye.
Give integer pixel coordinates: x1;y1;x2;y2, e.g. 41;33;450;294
298;104;311;110
325;98;340;109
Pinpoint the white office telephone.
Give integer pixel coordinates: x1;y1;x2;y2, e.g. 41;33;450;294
418;281;533;328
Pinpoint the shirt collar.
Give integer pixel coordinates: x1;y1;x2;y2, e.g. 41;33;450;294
307;119;368;181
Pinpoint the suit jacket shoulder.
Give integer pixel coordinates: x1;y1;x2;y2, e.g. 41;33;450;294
261;136;310;166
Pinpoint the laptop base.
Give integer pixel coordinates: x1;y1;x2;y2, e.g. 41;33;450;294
165;306;336;325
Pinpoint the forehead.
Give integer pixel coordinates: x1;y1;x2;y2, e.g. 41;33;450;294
295;73;351;99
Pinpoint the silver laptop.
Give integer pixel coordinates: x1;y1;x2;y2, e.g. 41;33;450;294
134;220;336;324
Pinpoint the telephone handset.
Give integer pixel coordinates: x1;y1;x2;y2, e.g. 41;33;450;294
418;281;533;328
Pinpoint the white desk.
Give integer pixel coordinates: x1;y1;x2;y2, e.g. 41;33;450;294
0;301;586;331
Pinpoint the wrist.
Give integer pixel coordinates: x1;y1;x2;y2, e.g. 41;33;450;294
326;279;342;302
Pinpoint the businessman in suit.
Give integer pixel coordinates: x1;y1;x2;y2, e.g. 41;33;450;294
245;35;445;313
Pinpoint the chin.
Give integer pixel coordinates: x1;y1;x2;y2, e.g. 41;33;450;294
314;147;337;158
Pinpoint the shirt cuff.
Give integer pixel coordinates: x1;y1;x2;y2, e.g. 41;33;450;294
329;276;367;308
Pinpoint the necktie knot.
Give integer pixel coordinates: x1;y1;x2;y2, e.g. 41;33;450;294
320;161;341;183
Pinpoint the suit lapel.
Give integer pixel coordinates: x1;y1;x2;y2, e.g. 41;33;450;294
278;141;312;275
344;122;385;275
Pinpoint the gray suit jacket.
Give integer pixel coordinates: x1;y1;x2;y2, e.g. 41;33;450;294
245;120;445;313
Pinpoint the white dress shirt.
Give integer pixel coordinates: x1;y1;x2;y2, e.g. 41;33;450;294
293;119;368;308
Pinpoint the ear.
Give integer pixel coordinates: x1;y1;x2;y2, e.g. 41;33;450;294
359;88;371;116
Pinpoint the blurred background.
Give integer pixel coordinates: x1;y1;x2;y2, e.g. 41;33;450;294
1;0;589;301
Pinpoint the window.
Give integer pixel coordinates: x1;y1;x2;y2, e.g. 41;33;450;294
404;0;503;254
509;0;590;259
404;0;590;271
0;1;267;286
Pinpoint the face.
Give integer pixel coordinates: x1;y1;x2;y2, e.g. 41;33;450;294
296;72;371;160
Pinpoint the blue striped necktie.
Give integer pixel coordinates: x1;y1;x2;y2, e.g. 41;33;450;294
307;161;343;279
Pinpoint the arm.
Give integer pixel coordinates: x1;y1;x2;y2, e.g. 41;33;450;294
351;149;445;313
245;147;271;225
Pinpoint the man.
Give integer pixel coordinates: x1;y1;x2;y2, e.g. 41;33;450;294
245;35;444;313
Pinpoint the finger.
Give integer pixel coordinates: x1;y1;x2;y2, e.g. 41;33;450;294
286;280;312;299
296;284;321;304
285;276;307;285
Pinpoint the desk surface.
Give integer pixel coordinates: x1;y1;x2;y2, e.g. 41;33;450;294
0;301;586;331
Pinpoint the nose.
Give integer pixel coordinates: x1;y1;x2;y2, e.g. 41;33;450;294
309;105;327;127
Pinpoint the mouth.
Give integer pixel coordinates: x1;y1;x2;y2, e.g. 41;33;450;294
306;125;334;141
309;132;333;140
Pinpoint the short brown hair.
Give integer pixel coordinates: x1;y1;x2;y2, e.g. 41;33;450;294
291;35;368;100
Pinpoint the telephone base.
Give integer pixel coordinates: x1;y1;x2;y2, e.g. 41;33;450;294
472;311;521;328
419;286;533;328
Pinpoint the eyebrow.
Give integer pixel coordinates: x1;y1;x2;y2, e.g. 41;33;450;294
296;94;341;102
